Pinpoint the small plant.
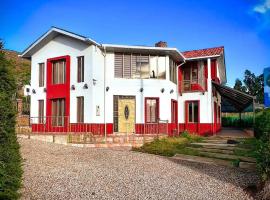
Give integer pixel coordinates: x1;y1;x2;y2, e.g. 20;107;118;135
232;159;240;167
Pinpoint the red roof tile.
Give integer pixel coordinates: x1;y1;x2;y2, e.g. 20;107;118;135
182;46;224;59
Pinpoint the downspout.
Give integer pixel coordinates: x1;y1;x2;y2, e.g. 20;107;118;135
100;45;107;142
176;60;186;135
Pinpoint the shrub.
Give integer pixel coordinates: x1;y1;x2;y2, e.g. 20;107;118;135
0;48;22;199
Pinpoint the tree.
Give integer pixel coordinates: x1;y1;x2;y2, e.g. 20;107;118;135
234;70;264;104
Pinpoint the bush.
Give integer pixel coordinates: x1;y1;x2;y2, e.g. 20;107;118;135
254;109;270;139
0;47;22;199
222;115;254;128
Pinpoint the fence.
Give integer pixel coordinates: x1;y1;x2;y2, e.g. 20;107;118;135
16;116;170;136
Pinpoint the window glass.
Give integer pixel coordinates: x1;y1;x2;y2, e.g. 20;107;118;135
39;63;45;87
52;60;66;84
146;98;158;123
150;56;158;78
77;97;84;123
51;98;65;126
77;56;84;82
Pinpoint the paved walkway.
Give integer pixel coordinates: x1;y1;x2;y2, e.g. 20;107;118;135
218;128;252;138
19;138;258;200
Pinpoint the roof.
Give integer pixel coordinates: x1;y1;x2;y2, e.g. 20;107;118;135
21;27;100;58
102;44;185;62
182;46;224;59
212;82;254;112
21;27;185;62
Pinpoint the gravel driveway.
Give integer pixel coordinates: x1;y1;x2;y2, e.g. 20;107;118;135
20;138;259;200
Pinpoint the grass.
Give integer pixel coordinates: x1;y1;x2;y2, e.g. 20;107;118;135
133;132;203;157
234;138;259;158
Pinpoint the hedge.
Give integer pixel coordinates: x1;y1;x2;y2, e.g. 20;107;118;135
0;49;22;199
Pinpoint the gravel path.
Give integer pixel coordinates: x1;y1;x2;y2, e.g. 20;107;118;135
19;138;259;200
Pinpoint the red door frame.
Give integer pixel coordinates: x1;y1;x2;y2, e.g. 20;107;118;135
185;100;200;133
46;55;70;132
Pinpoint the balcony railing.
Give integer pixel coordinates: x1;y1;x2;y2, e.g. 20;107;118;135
182;78;205;92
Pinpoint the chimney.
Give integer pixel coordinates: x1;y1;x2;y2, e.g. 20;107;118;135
155;41;167;48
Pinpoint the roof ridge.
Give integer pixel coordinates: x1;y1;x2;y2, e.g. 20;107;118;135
183;46;224;53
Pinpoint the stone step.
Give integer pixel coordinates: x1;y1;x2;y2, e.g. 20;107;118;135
172;154;233;167
239;162;257;170
191;142;237;147
203;139;229;144
190;144;250;152
198;151;256;163
187;147;235;155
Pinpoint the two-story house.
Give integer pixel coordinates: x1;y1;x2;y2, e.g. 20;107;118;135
21;27;227;136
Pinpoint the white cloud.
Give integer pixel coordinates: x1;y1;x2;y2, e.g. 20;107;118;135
254;0;270;14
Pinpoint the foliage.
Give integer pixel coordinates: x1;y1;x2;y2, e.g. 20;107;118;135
0;42;22;199
254;109;270;139
233;70;264;104
133;132;203;157
222;115;254;128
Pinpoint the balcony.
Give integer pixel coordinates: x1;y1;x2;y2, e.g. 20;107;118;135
181;78;205;93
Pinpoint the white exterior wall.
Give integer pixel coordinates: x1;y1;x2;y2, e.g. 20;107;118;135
29;35;217;128
105;53;178;124
30;35;96;123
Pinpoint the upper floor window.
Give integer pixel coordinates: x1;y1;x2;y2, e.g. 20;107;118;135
39;63;45;87
114;53;166;79
169;59;177;84
77;56;84;83
52;60;66;84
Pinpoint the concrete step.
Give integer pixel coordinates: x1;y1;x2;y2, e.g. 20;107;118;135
172;154;233;167
187;147;235;155
198;151;256;163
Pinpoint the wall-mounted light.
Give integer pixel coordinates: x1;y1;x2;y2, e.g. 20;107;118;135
170;89;174;94
43;88;47;92
140;88;144;92
161;88;165;93
32;89;36;94
106;86;110;92
83;83;88;89
93;79;97;86
71;85;75;90
202;91;205;95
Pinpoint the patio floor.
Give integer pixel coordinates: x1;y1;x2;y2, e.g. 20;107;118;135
217;127;252;138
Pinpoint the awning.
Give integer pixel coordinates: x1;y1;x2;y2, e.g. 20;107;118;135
212;82;255;112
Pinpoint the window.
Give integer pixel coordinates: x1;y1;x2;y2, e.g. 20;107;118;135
51;98;65;126
38;100;44;123
77;96;84;123
145;98;159;123
169;59;177;84
187;101;199;123
77;56;84;82
114;53;166;79
39;63;45;87
52;60;66;84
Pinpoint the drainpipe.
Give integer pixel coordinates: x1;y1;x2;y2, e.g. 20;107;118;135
176;60;186;135
101;45;107;142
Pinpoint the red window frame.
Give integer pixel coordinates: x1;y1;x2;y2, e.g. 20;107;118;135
145;97;160;123
185;100;200;124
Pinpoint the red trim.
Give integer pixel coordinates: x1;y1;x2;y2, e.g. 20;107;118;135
144;97;160;123
204;60;208;91
171;99;178;135
32;123;113;135
179;123;216;136
211;59;217;81
46;55;70;131
178;67;182;94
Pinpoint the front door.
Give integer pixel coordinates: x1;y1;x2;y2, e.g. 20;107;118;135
114;96;135;133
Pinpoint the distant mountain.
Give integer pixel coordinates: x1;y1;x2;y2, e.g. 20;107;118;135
1;49;31;97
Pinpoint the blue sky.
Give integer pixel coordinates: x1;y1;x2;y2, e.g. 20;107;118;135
1;0;269;86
